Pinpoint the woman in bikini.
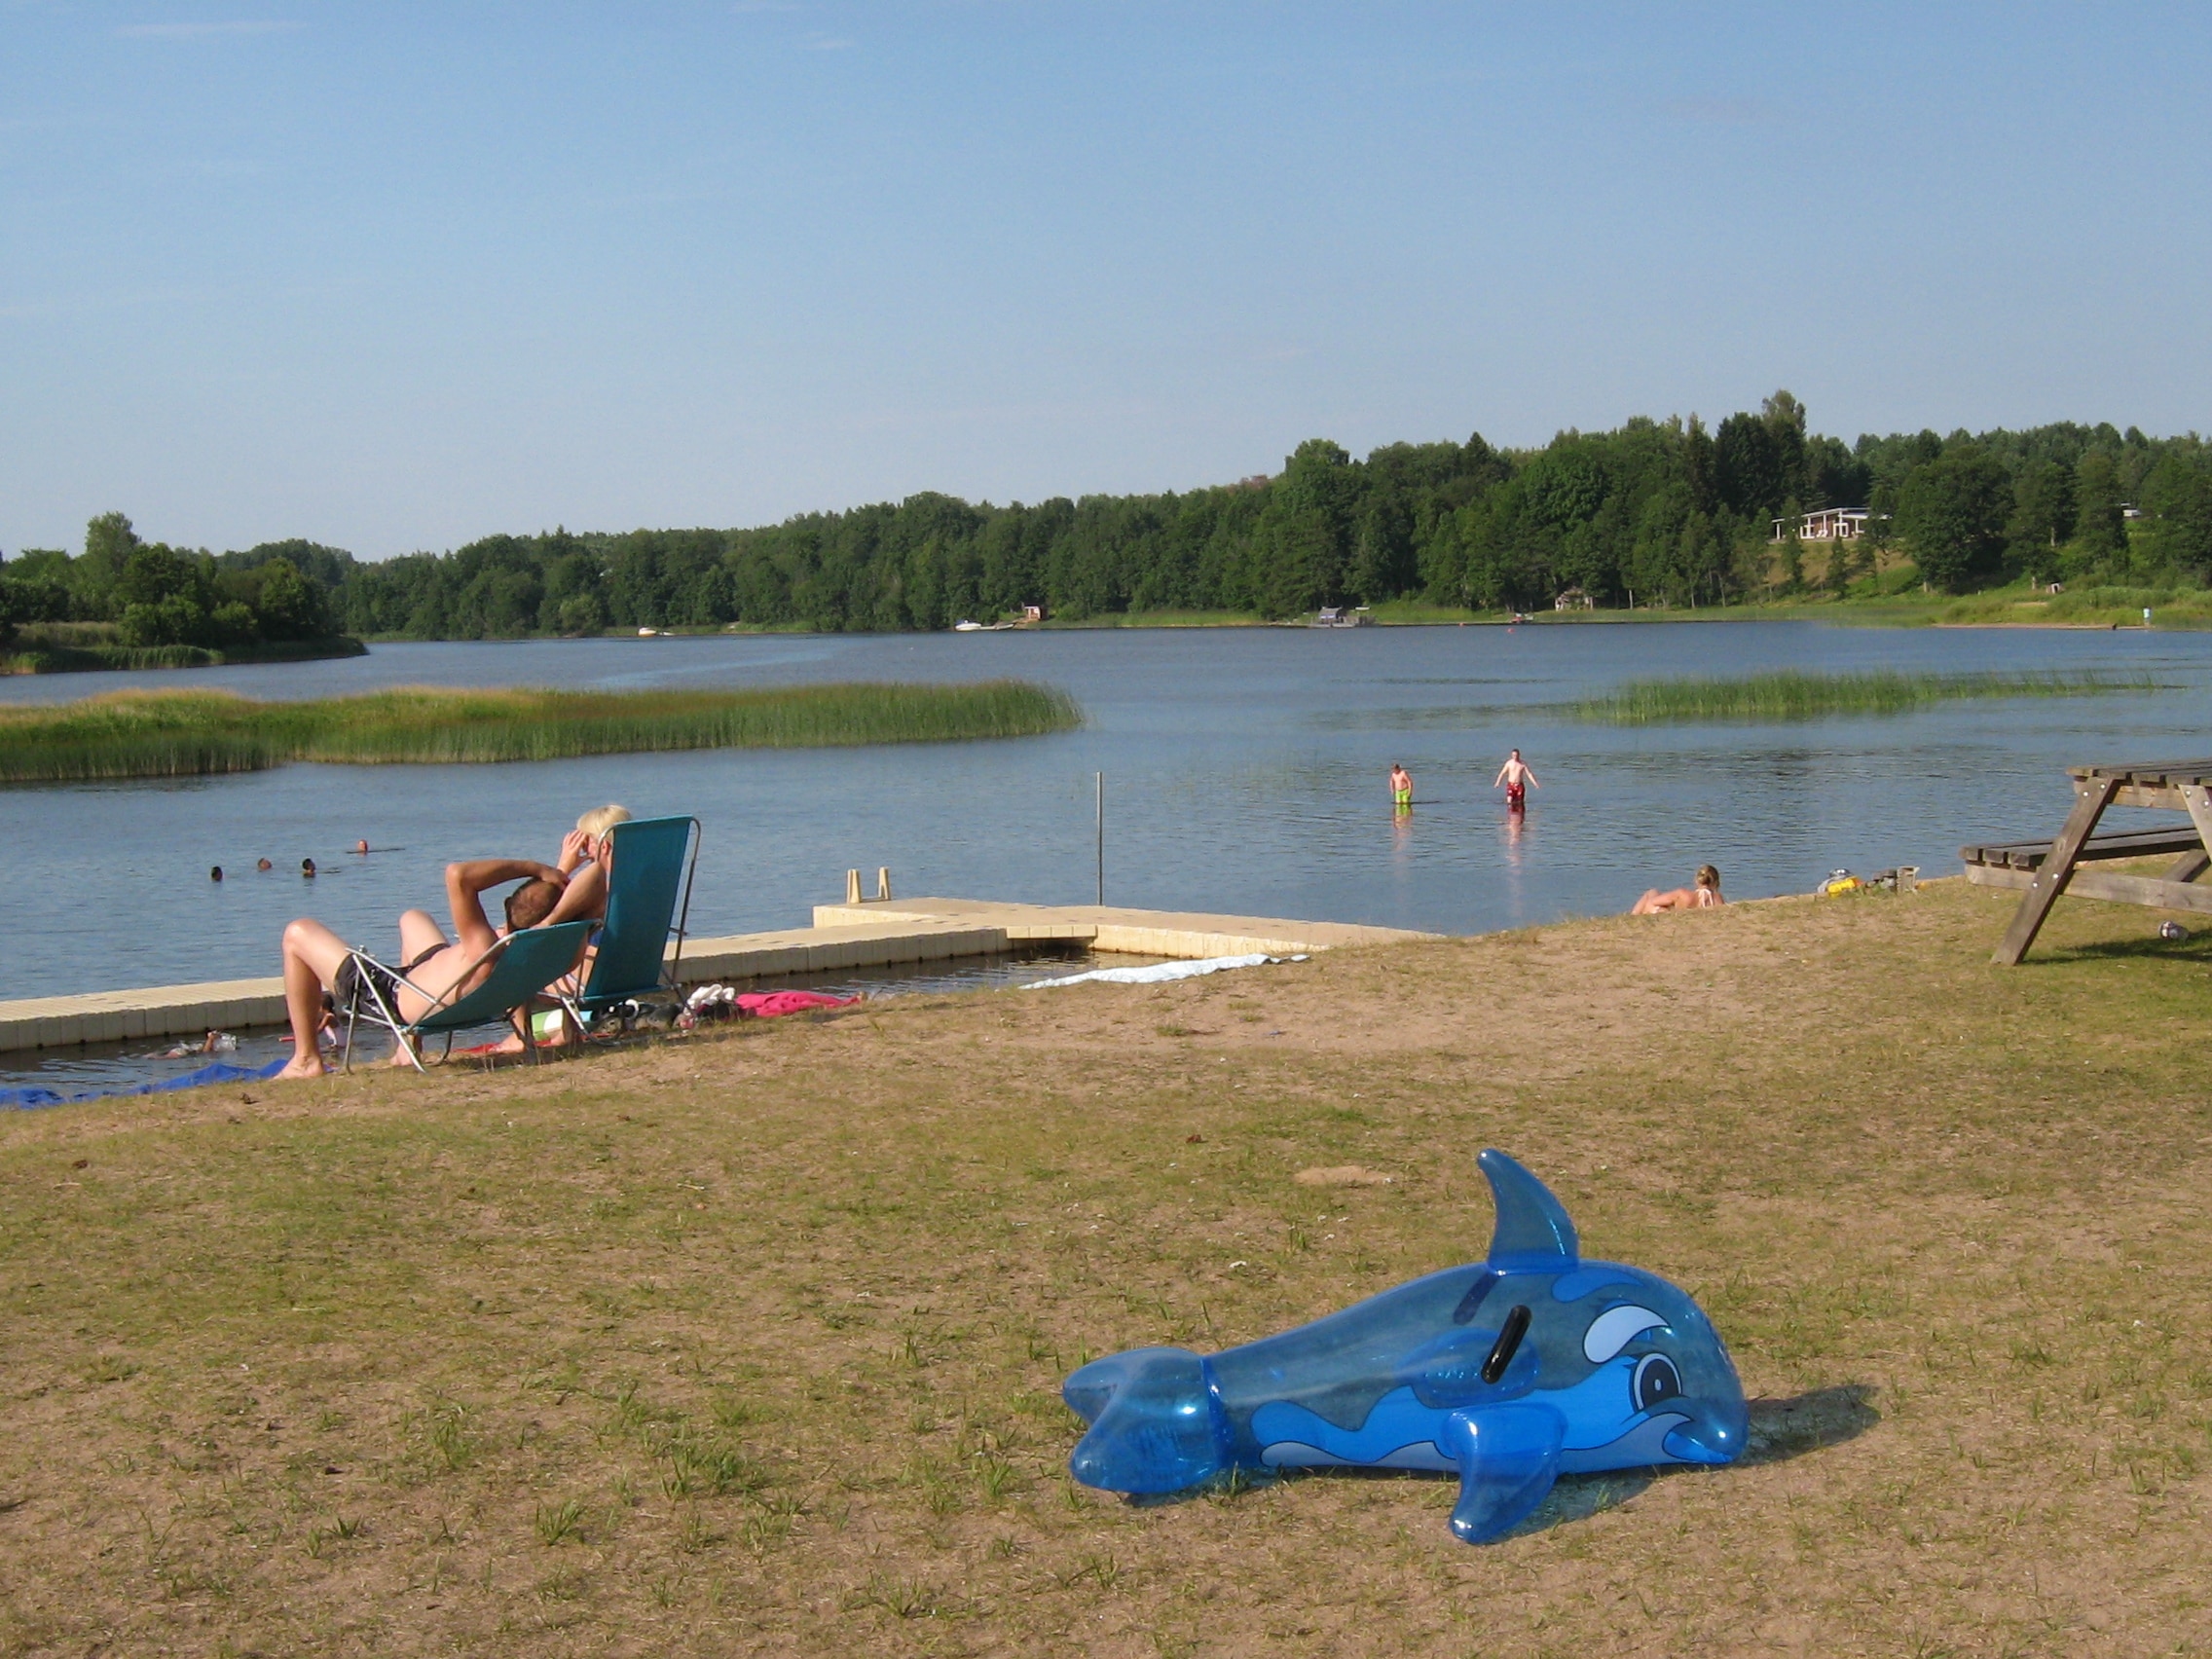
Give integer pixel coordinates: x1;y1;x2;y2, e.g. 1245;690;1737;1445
1631;865;1724;914
275;857;569;1078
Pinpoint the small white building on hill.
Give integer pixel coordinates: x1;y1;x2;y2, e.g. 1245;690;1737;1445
1770;508;1871;542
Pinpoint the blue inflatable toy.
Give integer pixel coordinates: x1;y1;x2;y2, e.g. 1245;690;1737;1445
1062;1149;1747;1542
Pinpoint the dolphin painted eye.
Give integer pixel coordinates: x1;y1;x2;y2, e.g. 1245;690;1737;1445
1633;1353;1681;1413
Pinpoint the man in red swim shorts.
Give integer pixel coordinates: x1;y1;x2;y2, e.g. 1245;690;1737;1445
1493;748;1538;811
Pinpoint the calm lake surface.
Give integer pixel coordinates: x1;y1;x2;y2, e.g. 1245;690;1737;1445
5;621;2205;1002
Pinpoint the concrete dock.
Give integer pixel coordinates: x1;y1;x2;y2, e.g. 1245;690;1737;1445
0;899;1436;1055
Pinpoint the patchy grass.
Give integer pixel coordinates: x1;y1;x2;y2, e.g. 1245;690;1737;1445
0;680;1083;783
1935;583;2212;630
1573;667;2153;724
3;881;2211;1653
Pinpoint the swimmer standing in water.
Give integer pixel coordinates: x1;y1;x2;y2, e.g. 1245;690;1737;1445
1493;749;1538;811
1389;762;1413;811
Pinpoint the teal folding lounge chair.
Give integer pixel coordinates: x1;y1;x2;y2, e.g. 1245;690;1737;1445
562;815;701;1032
340;920;593;1073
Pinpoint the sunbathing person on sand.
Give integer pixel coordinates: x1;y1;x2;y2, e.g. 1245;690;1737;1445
275;857;570;1079
1631;865;1724;915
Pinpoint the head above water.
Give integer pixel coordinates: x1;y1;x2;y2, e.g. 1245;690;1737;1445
505;877;563;931
1510;748;1522;759
1696;865;1720;890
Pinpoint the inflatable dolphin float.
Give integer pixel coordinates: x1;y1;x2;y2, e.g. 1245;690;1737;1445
1062;1149;1747;1542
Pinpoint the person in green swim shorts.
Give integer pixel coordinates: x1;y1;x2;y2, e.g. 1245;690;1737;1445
1389;762;1414;811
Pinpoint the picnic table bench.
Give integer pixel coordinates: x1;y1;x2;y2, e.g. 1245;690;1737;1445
1967;758;2212;963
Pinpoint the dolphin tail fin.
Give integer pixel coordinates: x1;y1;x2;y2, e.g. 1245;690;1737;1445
1440;1404;1566;1544
1064;1347;1228;1495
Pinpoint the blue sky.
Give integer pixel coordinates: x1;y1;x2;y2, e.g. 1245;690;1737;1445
4;3;2208;558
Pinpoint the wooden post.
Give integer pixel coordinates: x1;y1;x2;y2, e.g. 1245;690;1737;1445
2178;786;2212;857
1993;775;2120;964
2162;850;2211;884
876;866;892;901
1095;772;1104;907
845;868;863;905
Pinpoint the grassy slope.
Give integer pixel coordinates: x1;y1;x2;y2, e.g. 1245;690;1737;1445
3;881;2209;1655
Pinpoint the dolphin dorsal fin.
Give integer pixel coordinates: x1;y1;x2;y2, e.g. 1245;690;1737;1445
1479;1150;1579;1271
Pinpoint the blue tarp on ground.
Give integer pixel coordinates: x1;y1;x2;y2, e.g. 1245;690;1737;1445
0;1056;288;1110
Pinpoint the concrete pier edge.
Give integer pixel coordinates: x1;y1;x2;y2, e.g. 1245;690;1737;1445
0;899;1438;1056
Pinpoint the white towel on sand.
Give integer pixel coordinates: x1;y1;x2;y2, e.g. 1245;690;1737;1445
1021;952;1303;990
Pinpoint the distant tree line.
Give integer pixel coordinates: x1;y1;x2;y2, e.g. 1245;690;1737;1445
0;514;337;648
9;396;2210;638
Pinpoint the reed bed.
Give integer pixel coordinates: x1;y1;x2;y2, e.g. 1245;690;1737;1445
0;680;1081;783
1573;667;2153;724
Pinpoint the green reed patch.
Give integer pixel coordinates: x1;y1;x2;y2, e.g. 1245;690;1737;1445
1572;668;2154;725
0;680;1081;783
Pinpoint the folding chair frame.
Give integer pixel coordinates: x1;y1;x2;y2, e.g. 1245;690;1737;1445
337;933;544;1074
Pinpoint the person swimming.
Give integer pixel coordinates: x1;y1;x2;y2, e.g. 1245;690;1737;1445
1631;865;1724;914
256;858;274;872
301;858;317;878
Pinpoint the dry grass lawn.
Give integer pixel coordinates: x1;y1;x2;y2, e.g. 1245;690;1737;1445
3;879;2210;1656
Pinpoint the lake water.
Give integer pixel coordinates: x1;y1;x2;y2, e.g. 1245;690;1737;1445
4;621;2205;1005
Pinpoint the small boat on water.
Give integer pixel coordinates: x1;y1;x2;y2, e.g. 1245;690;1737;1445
952;619;1019;632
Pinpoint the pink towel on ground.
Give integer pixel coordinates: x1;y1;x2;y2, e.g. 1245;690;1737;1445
737;990;859;1018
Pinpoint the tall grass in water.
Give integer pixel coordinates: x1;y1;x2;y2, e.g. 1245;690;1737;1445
0;681;1081;783
1574;668;2153;725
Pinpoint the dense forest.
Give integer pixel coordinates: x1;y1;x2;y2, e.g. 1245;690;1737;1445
8;394;2210;639
0;514;337;650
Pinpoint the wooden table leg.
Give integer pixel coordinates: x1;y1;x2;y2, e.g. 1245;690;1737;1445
1994;775;2120;965
2179;786;2212;857
2162;850;2211;884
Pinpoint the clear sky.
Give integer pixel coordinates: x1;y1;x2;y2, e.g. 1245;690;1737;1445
5;2;2208;559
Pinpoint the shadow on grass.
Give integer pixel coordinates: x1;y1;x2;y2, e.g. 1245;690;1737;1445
1129;1383;1881;1539
2030;933;2212;965
1741;1382;1881;1466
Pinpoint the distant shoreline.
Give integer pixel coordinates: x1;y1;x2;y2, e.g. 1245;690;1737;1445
0;635;369;676
479;599;2195;640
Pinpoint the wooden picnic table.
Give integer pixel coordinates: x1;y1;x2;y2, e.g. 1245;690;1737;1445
1965;758;2212;964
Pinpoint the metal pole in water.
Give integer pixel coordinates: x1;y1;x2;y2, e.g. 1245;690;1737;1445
1095;771;1104;906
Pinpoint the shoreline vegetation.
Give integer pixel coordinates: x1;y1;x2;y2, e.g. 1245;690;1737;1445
11;397;2209;645
0;628;366;676
0;681;1081;784
1571;667;2155;725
